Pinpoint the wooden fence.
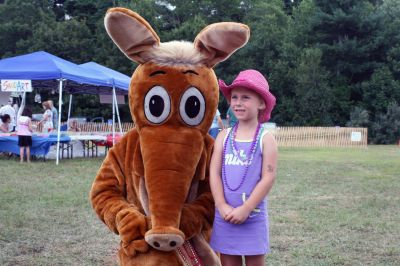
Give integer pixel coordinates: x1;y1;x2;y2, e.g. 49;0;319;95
273;126;368;147
32;121;135;133
32;122;367;147
69;122;135;133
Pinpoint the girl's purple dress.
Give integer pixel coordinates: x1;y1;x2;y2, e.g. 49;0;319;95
210;128;270;255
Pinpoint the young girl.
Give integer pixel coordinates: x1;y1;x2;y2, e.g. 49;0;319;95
210;69;277;266
0;114;11;133
68;119;81;132
17;107;33;163
38;101;53;133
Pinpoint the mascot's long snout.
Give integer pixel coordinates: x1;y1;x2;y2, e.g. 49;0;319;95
139;126;204;251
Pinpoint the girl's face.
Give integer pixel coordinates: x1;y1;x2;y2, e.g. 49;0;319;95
230;87;266;123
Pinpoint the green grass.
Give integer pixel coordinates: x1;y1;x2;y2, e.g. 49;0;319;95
0;158;119;265
0;146;399;265
268;146;400;266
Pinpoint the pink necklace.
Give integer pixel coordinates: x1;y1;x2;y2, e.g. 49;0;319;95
176;240;203;266
222;122;261;191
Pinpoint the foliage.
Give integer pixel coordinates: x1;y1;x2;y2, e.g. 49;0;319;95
361;67;400;117
1;0;400;142
346;106;369;128
292;48;333;125
370;102;400;144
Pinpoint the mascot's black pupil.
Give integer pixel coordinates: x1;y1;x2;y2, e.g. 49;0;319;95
150;95;164;117
185;96;200;118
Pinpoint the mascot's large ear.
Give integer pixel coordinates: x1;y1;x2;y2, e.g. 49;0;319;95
194;22;250;68
104;8;160;64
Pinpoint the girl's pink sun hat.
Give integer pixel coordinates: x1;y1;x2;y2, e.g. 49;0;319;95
219;69;276;123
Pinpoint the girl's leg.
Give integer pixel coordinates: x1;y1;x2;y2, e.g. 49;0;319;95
244;255;265;266
19;147;24;162
26;146;31;163
220;254;242;266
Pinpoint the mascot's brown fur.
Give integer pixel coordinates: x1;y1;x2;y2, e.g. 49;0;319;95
90;8;249;266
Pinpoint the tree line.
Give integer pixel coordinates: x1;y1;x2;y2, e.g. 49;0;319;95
1;0;399;143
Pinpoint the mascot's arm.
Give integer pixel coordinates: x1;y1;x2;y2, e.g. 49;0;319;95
180;181;214;240
90;131;149;256
180;135;215;239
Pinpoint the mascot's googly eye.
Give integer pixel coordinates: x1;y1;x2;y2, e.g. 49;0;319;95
144;86;171;124
179;87;205;126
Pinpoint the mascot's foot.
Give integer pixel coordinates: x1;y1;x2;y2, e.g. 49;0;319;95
145;227;185;251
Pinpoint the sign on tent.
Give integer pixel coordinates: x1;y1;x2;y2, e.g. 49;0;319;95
1;80;32;92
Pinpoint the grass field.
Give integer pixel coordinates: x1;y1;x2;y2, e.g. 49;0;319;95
0;146;399;265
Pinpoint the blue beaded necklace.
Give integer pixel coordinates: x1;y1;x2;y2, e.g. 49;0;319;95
222;122;262;191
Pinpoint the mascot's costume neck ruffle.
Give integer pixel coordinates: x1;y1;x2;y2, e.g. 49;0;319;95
90;8;250;266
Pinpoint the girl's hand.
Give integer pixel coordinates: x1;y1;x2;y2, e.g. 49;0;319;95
225;204;252;224
217;203;233;220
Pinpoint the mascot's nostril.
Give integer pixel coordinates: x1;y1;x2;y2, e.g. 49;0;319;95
145;231;185;251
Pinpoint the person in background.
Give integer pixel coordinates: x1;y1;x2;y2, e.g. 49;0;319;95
48;100;58;131
226;106;238;128
17;107;33;163
209;109;225;139
0;98;16;132
68;119;81;132
38;101;53;133
0;114;11;133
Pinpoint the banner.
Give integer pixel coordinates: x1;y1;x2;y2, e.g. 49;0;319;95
1;80;32;92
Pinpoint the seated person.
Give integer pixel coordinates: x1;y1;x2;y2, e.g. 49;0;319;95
0;114;11;133
68;119;81;132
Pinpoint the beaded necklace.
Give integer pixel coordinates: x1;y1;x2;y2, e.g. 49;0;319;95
222;122;261;191
176;240;203;266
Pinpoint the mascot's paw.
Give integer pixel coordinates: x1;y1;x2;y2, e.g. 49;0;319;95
116;208;150;256
121;239;149;257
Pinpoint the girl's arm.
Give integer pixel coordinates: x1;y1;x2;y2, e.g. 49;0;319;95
226;132;278;224
17;92;26;123
39;112;48;124
28;119;33;132
0;124;7;133
210;129;233;219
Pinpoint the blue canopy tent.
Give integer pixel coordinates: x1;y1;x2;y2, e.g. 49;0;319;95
0;51;128;164
79;62;131;142
0;51;114;93
80;62;130;91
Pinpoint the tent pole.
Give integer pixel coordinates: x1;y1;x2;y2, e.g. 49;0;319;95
67;94;72;126
56;79;63;165
112;87;116;145
113;88;123;135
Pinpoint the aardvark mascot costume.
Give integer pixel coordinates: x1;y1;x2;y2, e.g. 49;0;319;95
90;8;249;266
